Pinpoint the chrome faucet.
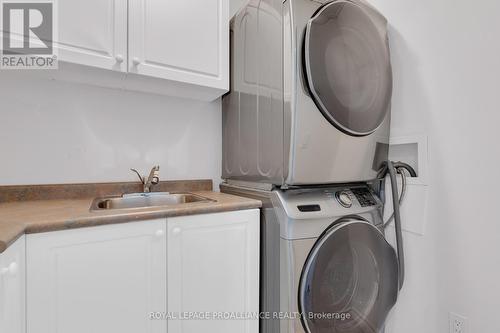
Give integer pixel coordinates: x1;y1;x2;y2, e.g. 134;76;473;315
130;166;160;193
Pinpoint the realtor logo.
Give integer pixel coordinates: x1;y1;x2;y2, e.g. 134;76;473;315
1;0;57;69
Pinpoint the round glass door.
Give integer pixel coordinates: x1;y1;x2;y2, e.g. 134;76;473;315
304;0;393;136
299;220;398;333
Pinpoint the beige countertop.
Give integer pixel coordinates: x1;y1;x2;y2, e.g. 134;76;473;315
0;191;261;253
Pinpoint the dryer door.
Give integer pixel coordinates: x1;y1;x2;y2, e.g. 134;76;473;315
299;220;398;333
304;0;392;136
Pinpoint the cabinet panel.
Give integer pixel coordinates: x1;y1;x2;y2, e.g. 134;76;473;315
129;0;229;90
56;0;127;71
167;209;259;333
0;236;26;333
27;220;166;333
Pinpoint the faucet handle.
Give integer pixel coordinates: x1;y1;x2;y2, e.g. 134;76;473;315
151;166;160;185
130;168;145;184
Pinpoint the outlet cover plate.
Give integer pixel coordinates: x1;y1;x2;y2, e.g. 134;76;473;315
449;312;468;333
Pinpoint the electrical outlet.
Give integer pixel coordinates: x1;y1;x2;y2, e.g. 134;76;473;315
449;312;468;333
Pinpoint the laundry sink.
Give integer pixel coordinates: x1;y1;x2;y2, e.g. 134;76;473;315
90;192;214;211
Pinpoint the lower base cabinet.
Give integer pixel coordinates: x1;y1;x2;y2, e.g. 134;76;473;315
25;209;259;333
27;219;167;333
0;236;26;333
167;209;259;333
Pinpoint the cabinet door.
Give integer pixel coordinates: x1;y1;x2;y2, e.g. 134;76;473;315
27;220;166;333
167;209;259;333
0;236;26;333
128;0;229;90
56;0;127;71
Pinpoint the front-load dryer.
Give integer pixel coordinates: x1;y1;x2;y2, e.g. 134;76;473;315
220;183;400;333
223;0;392;186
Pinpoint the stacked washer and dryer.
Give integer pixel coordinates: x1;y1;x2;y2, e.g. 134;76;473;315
221;1;409;332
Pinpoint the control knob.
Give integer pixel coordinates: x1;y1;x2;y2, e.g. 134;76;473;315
336;191;353;208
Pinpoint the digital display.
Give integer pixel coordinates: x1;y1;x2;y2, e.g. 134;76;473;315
351;188;377;207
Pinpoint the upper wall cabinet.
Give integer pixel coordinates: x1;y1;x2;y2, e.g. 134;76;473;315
56;0;128;72
53;0;229;101
128;0;229;96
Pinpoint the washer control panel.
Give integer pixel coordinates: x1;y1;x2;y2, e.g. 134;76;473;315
277;185;381;218
351;187;377;207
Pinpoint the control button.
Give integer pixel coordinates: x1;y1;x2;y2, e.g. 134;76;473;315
336;191;353;208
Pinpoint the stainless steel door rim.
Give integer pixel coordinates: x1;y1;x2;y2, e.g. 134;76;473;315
299;219;399;333
303;0;393;137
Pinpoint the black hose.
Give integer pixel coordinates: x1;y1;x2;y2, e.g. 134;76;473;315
385;161;405;290
392;162;417;177
377;161;417;179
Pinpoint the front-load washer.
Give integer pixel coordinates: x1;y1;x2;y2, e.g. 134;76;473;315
222;0;393;186
221;183;399;333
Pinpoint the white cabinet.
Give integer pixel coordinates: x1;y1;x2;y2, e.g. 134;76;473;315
26;220;167;333
128;0;229;94
167;209;259;333
52;0;229;100
24;209;258;333
56;0;128;72
0;236;26;333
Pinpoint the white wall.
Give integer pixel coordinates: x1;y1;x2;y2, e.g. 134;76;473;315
0;74;222;186
369;0;500;332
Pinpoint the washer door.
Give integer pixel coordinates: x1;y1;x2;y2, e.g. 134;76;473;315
299;220;398;333
304;0;392;136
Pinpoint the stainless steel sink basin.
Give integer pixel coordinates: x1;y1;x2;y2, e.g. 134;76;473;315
90;192;214;211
